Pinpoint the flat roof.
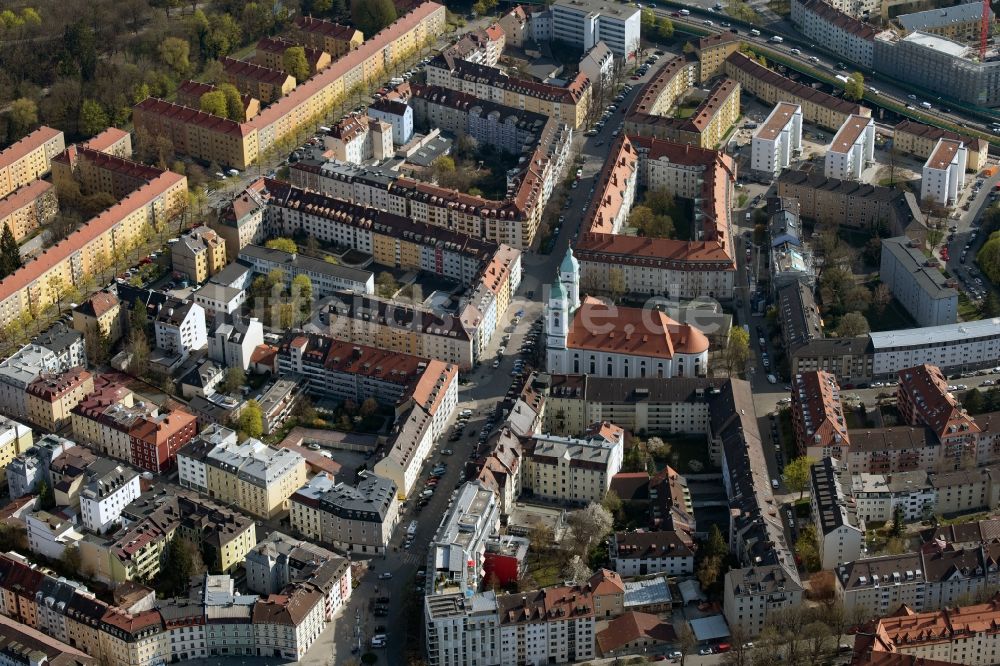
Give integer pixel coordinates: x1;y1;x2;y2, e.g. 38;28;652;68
830;114;871;154
903;31;971;57
756;102;801;141
690;614;730;642
869;318;1000;350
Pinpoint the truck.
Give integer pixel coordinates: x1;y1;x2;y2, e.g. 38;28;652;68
407;520;418;537
769;35;783;43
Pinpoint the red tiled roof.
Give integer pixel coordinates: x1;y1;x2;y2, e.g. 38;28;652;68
0;126;62;171
0;179;52;220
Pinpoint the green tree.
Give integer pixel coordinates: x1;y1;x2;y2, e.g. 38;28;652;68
641;7;656;30
376;271;399;298
350;0;397;37
223;366;247;395
130;298;149;338
705;524;729;559
265;237;298;253
238;399;264;438
0;523;27;552
61;545;83;576
78;99;109;138
199;91;228;118
0;223;23;278
836;311;870;337
724;326;750;376
984;292;1000;318
6;98;38;139
796;524;821;571
890;505;904;537
602;489;623;521
965;387;985;414
844;72;864;101
158;36;191;75
292;274;313;309
977;231;1000;284
784;456;815;500
656;16;674;39
283;46;310;81
37;478;55;510
217;83;245;122
161;534;205;595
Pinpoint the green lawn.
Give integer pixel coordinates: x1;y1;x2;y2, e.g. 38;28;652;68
525;550;564;588
959;292;982;320
674;104;699;119
654;433;713;472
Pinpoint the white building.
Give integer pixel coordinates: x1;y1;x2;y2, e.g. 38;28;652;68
374;406;436;498
7;433;75;499
824;114;874;181
425;480;500;597
579;41;614;85
425;593;503;666
810;457;865;570
791;0;879;67
177;424;238;494
751;102;802;177
921;138;967;206
0;344;60;421
79;458;141;533
724;565;805;637
550;0;641;58
850;470;936;523
25;510;85;560
289;472;400;554
208;317;264;371
545;249;710;378
880;236;958;327
323;115;393;164
869;319;1000;378
368;98;414;145
154;299;207;358
238;245;375;297
609;530;696;576
191;282;246;317
524;421;625;504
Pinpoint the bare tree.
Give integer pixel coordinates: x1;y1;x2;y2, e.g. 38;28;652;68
677;622;697;666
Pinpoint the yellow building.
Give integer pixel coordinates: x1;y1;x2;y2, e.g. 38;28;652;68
171;225;228;284
72;291;124;361
0;415;31;489
893;119;989;173
695;32;742;82
132;3;447;169
0;168;187;329
26;368;95;434
201;438;307;519
0;179;56;243
0;126;65;199
294;16;364;57
221;57;297;104
254;36;333;76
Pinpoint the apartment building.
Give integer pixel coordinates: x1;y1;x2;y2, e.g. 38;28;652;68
254;36;332;76
543;374;723;436
694;31;743;82
238;244;375;297
549;0;641;57
811;457;864;570
725;51;869;131
836;541;1000;619
897;363;979;468
73;291;124;362
0;344;62;421
0;166;188;329
870;319;1000;378
751;102;803;177
724;565;805;637
289;472;399;554
126;408;198;474
579;41;613;85
51;146;163;203
858;595;1000;666
180;436;307;519
426;56;591;130
6;433;75;499
0;126;65;199
625;55;698;127
292;16;363;57
191;282;245;317
523;422;625;504
208;316;264;371
326;292;474;369
777;170;926;237
850;470;937;522
409;83;548;155
153;299;207;358
26;367;94;433
221;57;296;104
0;414;31;488
921;138;967;206
426;481;501;597
171;226;228;285
791;0;880;68
894;119;989;172
776;282;823;354
625;78;741;149
0;179;57;243
367;97;414;145
323;113;392;163
897;2;992;41
78;458;142;534
824;114;875;181
175;80;260;121
574;135;737;300
133;3;447;169
791;370;851;459
609;530;696;576
880;236;958;327
70;376;140;461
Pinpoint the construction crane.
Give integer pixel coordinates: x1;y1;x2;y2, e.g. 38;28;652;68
981;0;991;60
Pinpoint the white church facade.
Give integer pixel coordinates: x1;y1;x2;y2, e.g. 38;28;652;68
545;249;709;379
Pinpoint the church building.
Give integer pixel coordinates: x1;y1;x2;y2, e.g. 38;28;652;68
545;249;710;378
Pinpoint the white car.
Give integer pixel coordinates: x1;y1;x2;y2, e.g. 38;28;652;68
379;572;393;579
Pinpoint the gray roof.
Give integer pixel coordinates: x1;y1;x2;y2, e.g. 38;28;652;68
777;282;822;351
193;282;243;304
548;374;726;404
155;297;198;326
293;472;397;523
792;336;872;358
810;457;858;535
209;261;252;287
869;318;1000;350
35;323;83;356
238;245;373;285
881;236;957;301
897;2;991;31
